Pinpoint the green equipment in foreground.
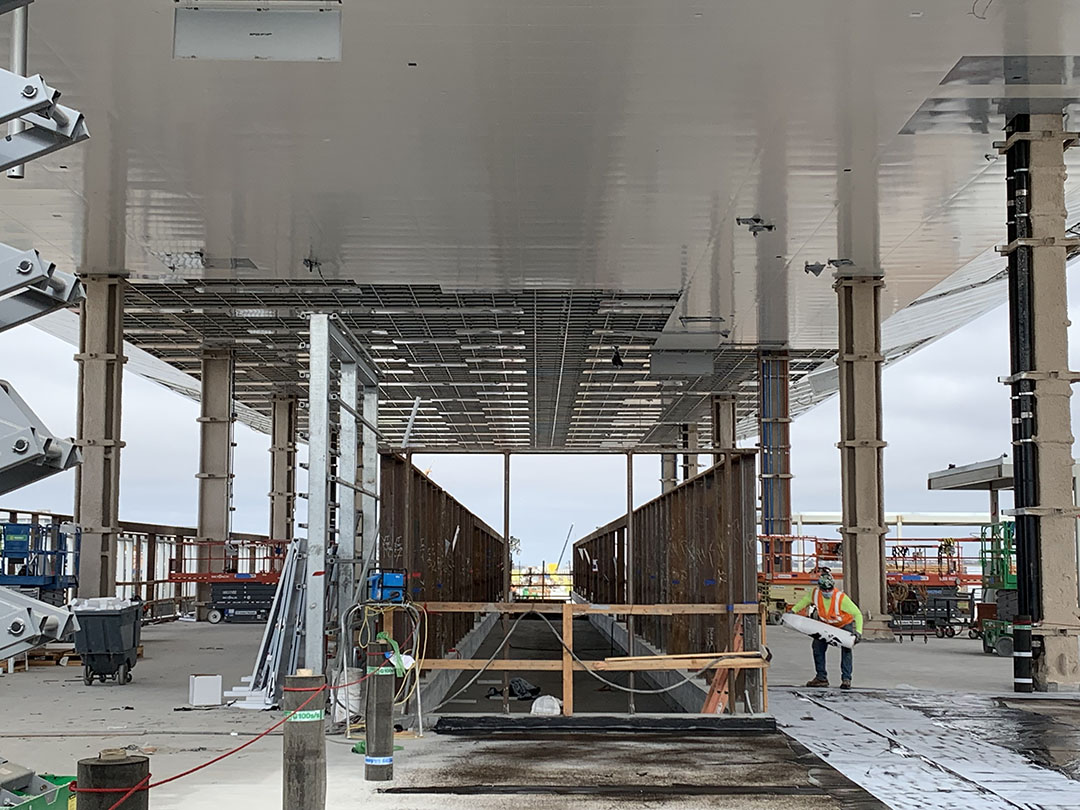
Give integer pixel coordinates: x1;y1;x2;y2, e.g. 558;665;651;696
0;766;75;809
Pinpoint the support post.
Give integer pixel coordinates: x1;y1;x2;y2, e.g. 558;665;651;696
283;670;327;807
758;351;792;573
364;647;395;781
561;602;573;716
660;454;677;493
75;750;149;810
835;271;889;633
305;315;332;674
711;393;737;460
74;275;125;598
338;359;359;625
1002;113;1080;690
680;423;699;481
269;395;298;542
6;2;27;180
360;385;379;571
626;452;636;714
502;451;511;714
195;348;234;615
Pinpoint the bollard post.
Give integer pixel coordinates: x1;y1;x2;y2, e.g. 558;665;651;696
76;749;149;810
283;669;327;809
1013;614;1033;693
365;641;396;781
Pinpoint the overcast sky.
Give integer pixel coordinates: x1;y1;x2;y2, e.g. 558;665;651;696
3;274;1079;565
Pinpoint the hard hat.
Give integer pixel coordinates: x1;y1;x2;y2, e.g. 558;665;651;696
817;568;835;591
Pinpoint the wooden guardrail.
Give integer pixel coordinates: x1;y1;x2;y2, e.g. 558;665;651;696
417;601;768;715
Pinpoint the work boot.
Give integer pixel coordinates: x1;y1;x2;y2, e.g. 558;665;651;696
805;677;828;687
840;680;852;690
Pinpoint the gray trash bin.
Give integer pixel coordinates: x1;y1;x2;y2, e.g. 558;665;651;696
72;602;141;686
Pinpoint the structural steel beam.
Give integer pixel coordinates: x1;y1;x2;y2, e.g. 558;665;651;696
196;348;234;614
1002;112;1080;690
74;275;125;598
835;271;888;628
269;394;298;541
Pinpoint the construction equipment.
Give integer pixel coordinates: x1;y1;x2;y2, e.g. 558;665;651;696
976;522;1018;655
0;585;77;661
0;522;79;602
0;755;75;809
0;380;80;496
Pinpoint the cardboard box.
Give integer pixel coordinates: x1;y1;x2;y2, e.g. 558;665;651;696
189;674;223;706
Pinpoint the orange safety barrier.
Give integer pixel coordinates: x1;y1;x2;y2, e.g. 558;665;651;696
167;538;289;584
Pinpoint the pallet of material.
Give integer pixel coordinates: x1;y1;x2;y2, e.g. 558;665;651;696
26;645;145;667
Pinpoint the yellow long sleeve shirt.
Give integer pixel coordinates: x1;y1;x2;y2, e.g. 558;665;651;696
790;588;864;634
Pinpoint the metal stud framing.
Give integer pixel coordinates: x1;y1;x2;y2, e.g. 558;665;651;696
303;313;380;674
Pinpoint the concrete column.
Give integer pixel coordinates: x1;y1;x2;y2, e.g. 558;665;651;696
680;423;699;481
660;454;677;493
196;348;235;613
74;275;126;598
711;394;736;456
835;271;888;630
1002;113;1080;690
269;394;298;542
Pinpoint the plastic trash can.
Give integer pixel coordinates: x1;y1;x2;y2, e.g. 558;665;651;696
72;601;141;686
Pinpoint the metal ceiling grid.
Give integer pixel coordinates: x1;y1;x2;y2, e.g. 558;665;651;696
120;280;695;451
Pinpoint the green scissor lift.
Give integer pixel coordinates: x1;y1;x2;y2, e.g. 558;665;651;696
979;521;1017;656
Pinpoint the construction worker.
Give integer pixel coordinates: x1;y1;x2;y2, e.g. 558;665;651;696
789;568;863;689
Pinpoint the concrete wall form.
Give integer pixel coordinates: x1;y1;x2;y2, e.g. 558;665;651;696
378;453;506;661
572;450;759;660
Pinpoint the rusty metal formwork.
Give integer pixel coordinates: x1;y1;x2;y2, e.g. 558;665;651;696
378;453;506;660
572;451;759;661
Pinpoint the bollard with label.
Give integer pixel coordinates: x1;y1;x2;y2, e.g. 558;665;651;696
283;669;327;809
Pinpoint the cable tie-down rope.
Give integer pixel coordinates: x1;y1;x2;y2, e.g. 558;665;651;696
79;670;381;810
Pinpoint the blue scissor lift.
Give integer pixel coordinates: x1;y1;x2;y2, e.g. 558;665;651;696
0;522;80;601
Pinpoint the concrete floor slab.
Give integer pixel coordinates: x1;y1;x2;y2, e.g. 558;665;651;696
765;625;1013;692
2;620;1077;809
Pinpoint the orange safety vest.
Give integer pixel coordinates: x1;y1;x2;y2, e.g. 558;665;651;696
814;588;854;628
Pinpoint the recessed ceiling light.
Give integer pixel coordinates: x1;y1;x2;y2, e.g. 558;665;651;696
909;11;923;18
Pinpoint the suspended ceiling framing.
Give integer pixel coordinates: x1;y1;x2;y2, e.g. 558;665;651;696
118;278;837;450
11;2;1080;451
